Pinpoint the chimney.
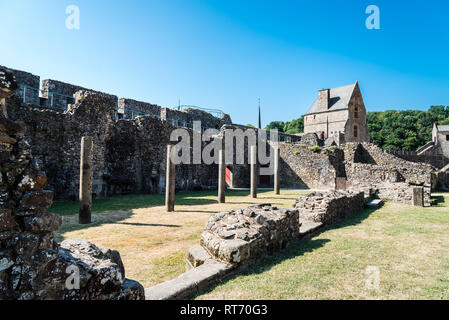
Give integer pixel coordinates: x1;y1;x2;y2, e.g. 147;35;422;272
318;88;330;111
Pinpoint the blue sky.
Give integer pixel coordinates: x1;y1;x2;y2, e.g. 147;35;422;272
0;0;448;126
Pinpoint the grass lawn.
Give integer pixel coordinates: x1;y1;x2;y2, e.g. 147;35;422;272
51;189;309;288
196;194;449;300
50;189;449;299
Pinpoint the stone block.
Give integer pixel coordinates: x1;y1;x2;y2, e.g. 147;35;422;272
16;190;54;216
201;204;299;265
187;245;212;270
145;260;231;300
23;213;62;232
0;118;25;135
413;187;424;207
294;190;365;225
0;208;17;231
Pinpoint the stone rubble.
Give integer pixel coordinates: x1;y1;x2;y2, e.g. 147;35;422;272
294;190;365;225
200;204;300;265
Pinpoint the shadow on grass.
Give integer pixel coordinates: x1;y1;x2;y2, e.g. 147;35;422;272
325;207;379;232
50;189;275;216
178;210;217;214
260;197;300;201
195;238;331;299
194;205;380;299
432;196;446;206
115;222;181;228
56;211;182;242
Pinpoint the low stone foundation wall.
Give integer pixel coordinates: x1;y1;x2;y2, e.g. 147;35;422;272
145;195;370;300
374;182;432;205
294;190;365;225
200;204;300;265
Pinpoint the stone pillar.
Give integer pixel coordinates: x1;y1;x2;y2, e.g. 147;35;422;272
218;149;226;203
79;136;93;224
165;145;176;212
274;146;280;195
412;187;424;207
250;145;257;198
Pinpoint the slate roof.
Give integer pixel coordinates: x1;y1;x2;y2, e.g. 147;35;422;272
305;82;357;115
436;125;449;132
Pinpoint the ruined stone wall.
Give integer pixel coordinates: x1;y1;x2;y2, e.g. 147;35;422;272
279;143;345;189
294;190;365;225
345;143;435;186
200;204;300;265
184;108;232;130
275;141;435;205
118;98;161;120
297;132;322;146
219;125;302;189
41;79;117;111
386;150;449;170
344;143;435;204
0;112;144;299
6;93;219;199
0;66;40;106
161;107;191;128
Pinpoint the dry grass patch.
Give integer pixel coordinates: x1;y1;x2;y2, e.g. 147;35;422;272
53;189;308;288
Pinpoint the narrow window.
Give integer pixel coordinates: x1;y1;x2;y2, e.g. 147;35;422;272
446;135;449;141
354;125;358;138
354;106;359;118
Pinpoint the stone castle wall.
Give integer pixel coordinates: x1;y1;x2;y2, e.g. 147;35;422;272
386;150;449;170
0;109;144;299
277;141;436;205
118;98;161;120
1;65;232;129
279;144;345;189
6;93;219;199
0;66;40;106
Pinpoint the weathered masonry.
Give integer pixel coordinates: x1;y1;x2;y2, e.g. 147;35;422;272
1;69;144;300
145;191;368;300
2;65;234;199
2;65;445;200
278;141;439;205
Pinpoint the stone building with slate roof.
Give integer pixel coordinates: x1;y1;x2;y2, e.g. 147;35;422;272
303;81;370;145
417;124;449;158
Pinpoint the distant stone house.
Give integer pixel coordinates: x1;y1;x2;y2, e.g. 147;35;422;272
418;124;449;158
303;81;370;145
432;124;449;158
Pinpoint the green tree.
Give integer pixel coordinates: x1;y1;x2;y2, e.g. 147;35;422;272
265;121;285;132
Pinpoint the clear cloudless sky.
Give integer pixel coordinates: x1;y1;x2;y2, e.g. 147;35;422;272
0;0;448;127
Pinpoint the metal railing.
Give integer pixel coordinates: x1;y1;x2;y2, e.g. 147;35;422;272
179;105;225;118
